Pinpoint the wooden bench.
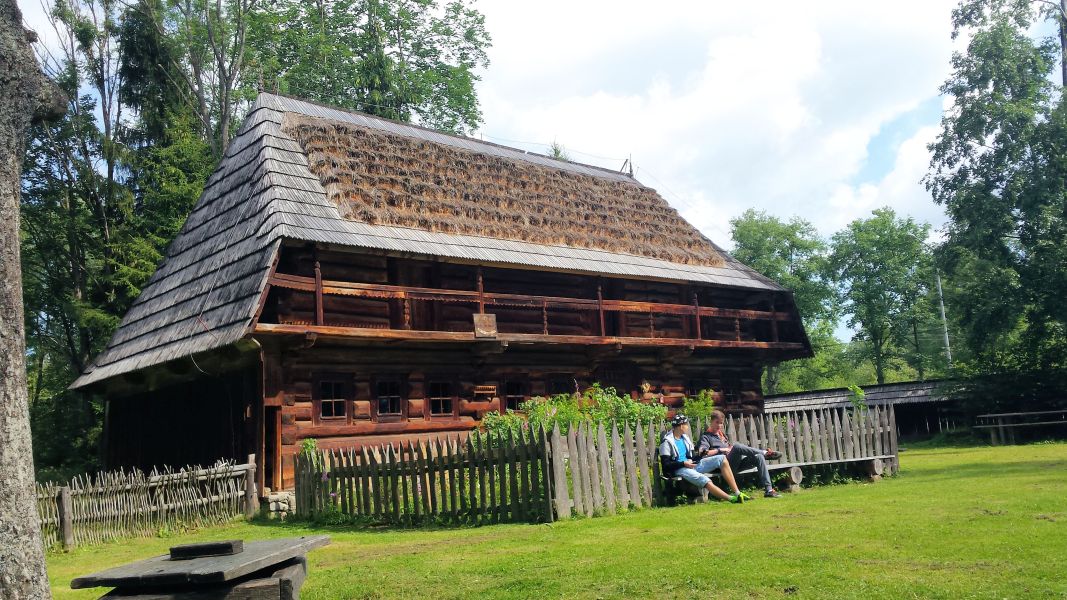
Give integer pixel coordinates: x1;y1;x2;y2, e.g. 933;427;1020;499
974;410;1067;445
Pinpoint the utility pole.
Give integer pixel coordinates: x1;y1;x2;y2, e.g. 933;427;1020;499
936;269;953;367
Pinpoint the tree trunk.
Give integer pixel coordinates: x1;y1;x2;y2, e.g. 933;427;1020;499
764;363;780;395
0;1;64;598
1060;0;1067;87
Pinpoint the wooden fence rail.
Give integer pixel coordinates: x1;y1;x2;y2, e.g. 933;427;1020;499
36;455;258;552
295;406;898;523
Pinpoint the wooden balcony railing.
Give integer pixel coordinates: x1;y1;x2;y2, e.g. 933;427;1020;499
259;271;805;352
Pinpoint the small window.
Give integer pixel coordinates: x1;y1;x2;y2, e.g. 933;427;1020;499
503;380;526;412
317;380;348;420
427;381;454;416
376;379;403;416
547;376;575;397
687;379;712;398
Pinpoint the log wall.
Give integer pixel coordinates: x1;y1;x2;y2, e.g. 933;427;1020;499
265;339;764;490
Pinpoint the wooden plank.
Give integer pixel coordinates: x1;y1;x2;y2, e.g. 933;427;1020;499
496;432;510;522
575;423;595;516
635;421;653;507
584;424;604;513
518;430;532;522
538;426;555;523
507;431;522;522
253;323;807;351
550;425;571;519
622;422;641;508
169;540;244;560
811;412;824;461
57;486;74;550
596;424;616;515
484;434;498;523
567;426;586;516
71;536;330;589
647;421;664;507
610;423;629;508
456;437;469;521
477;434;490;525
466;437;479;522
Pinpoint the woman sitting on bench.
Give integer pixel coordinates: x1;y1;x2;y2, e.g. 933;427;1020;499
659;414;746;503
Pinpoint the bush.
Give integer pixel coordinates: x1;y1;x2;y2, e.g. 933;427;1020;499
480;383;667;438
681;388;716;421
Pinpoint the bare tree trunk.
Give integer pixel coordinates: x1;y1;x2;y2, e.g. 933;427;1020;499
0;1;64;598
1060;0;1067;87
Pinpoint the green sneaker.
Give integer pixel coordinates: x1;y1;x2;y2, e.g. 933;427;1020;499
728;493;745;504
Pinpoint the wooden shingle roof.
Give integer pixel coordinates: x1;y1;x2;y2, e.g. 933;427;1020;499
72;93;787;388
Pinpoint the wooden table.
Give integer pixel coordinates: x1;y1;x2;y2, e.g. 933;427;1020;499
71;536;330;599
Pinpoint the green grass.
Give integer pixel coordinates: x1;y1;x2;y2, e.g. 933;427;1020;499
48;443;1067;599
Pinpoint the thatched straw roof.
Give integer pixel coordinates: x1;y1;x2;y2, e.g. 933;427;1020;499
284;116;723;266
71;93;785;389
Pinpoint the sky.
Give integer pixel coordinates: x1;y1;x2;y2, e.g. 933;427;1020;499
472;1;960;246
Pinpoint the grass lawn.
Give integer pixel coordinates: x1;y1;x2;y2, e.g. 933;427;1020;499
47;442;1067;599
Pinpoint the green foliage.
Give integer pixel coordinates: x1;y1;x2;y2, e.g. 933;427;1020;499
245;0;491;133
829;208;935;384
729;209;838;394
300;438;318;455
481;384;666;438
479;410;526;438
924;0;1067;405
846;384;866;411
681;389;717;422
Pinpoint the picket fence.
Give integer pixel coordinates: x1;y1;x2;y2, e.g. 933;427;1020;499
295;405;897;523
294;430;552;524
36;456;258;551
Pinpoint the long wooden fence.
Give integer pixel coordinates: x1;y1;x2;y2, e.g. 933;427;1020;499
296;406;897;523
36;456;258;551
295;430;552;524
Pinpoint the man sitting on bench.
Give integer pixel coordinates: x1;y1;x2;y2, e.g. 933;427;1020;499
698;410;783;498
659;414;746;503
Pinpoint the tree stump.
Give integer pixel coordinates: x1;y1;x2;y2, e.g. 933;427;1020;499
782;466;803;493
865;459;884;481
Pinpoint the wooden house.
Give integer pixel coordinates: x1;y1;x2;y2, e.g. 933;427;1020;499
72;94;812;492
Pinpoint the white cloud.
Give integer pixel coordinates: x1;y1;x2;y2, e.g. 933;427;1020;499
474;0;958;246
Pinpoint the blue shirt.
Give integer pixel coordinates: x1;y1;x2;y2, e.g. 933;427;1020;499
675;438;689;464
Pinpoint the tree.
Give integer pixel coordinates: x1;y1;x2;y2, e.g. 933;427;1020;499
246;0;490;133
829;208;932;384
729;209;837;393
926;0;1067;401
0;0;64;596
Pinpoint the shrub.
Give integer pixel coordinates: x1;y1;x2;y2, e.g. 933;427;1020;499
481;383;667;438
480;410;526;438
681;388;717;422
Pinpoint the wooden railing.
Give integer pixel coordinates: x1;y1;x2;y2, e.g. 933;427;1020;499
36;457;258;551
294;406;897;523
264;271;806;350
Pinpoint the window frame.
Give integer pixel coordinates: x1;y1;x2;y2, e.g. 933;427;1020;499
425;378;459;419
312;374;353;425
372;375;407;422
501;378;528;413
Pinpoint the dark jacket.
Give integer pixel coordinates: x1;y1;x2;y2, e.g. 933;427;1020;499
697;428;731;456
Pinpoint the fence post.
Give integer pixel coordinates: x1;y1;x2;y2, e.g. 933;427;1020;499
244;453;259;519
57;486;74;550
